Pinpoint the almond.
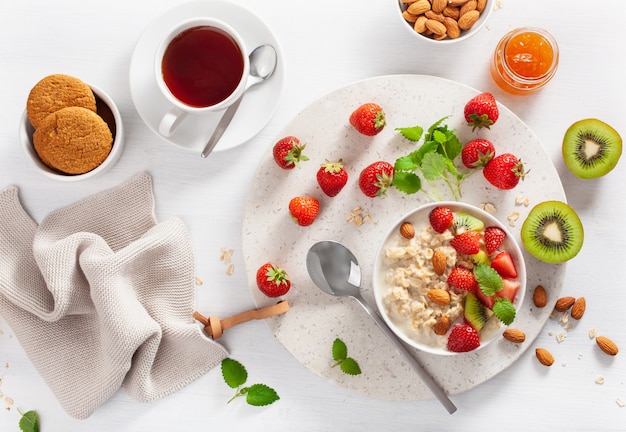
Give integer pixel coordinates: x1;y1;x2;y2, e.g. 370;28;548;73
503;328;526;343
457;9;480;30
433;315;451;335
399;221;415;239
407;0;432;16
425;10;445;22
535;348;554;366
459;0;477;16
431;250;447;275
476;0;487;12
533;285;547;308
425;19;447;36
402;10;419;23
428;288;451;306
570;297;586;320
596;336;619;356
413;15;428;33
442;6;460;19
443;17;461;38
431;0;448;13
555;296;575;312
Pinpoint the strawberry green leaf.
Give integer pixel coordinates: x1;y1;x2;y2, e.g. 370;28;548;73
432;129;447;145
392;171;421;194
19;410;39;432
332;338;347;361
243;384;280;406
394;154;419;172
340;357;362;376
221;358;248;389
493;298;516;325
396;125;424;142
420;152;447;181
475;264;503;296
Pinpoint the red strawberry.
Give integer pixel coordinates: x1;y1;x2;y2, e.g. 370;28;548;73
475;286;495;309
447;266;478;292
317;159;348;197
429;206;454;233
273;136;309;169
349;103;386;136
497;278;521;303
461;138;495;168
256;262;291;297
358;161;394;197
482;153;527;190
464;92;499;131
447;323;481;352
288;196;320;226
450;231;481;255
484;226;506;254
491;251;518;279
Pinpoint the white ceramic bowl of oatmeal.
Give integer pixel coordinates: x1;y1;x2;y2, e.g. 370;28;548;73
373;201;526;355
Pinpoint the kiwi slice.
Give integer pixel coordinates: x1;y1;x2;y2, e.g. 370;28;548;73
521;201;584;264
453;212;484;234
562;118;622;179
464;292;487;331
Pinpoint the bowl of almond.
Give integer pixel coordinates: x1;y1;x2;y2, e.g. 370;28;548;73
372;201;526;355
397;0;493;43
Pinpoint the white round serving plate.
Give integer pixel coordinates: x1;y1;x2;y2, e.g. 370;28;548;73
129;0;284;153
242;74;567;400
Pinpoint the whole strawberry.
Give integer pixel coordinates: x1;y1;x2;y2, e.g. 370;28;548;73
484;226;506;254
288;196;320;226
358;161;394;197
429;206;454;233
483;153;527;190
447;323;481;352
273;136;309;169
461;138;495;169
317;159;348;197
447;266;478;292
450;231;481;255
349;103;386;136
256;262;291;297
464;92;499;131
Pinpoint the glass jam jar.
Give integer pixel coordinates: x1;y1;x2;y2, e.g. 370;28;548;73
490;27;559;95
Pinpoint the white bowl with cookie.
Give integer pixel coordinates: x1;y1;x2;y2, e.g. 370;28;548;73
20;74;124;181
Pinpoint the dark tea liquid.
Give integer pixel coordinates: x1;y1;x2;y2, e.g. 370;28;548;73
162;26;244;107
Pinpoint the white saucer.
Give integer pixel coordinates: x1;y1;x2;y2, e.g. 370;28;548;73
129;0;284;152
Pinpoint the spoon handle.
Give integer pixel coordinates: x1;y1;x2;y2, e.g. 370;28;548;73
354;294;457;414
200;94;244;158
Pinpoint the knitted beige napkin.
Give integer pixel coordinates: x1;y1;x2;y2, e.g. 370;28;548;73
0;172;228;419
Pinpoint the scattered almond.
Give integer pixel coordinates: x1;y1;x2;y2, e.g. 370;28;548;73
431;250;447;275
428;288;451;306
503;328;526;343
533;285;547;308
554;296;576;312
535;348;554;366
570;297;586;320
433;315;451;335
399;221;415;239
596;336;619;356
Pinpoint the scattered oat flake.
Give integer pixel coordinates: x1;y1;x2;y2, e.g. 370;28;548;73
226;263;235;276
589;328;597;339
596;376;605;385
195;275;203;286
556;332;566;343
559;312;569;325
347;207;374;227
515;195;530;207
561;361;567;367
564;324;572;332
548;331;553;336
494;0;504;10
479;202;497;214
4;396;13;406
219;248;234;264
507;211;520;226
617;398;625;408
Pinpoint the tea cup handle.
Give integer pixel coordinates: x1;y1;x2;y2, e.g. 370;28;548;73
159;107;187;137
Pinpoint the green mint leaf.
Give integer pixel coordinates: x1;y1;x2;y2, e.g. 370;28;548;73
332;338;347;361
416;140;439;160
475;264;503;296
392;171;422;194
19;410;39;432
426;116;450;137
396;125;424;142
243;384;280;406
221;358;248;389
441;133;462;160
432;129;447;145
420;152;447;181
394;154;419;172
493;298;516;325
340;357;362;375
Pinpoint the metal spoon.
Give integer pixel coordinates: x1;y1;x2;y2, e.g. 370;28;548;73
306;241;457;414
201;44;278;158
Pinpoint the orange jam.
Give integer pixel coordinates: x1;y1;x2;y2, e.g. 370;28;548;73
490;27;559;95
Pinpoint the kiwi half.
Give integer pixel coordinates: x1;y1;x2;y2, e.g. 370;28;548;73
562;118;622;179
521;201;584;264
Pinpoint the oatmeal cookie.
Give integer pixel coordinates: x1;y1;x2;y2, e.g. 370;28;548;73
26;74;97;128
33;106;112;175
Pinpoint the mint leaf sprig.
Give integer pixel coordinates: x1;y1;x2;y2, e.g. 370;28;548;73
393;116;472;201
332;338;362;375
474;264;516;325
18;409;39;432
221;358;280;406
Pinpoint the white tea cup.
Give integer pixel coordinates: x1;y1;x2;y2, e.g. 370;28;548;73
155;17;249;137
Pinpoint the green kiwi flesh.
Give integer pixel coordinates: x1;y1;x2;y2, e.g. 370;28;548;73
521;201;584;264
562;118;622;179
464;292;487;331
453;212;484;234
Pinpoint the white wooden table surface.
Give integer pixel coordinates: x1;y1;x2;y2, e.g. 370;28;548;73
0;0;624;430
